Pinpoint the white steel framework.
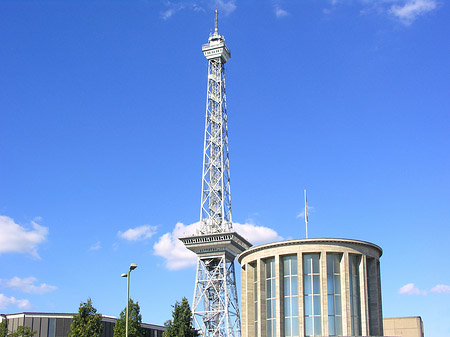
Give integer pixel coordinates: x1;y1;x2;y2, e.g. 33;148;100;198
199;10;231;235
180;10;252;337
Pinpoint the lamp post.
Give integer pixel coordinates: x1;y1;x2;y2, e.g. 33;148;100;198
121;263;137;337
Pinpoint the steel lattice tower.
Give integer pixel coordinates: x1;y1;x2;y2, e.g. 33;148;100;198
180;10;252;337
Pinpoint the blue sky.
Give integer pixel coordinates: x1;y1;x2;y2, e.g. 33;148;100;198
1;0;449;336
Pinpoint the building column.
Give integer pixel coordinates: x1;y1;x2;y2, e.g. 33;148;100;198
275;255;282;337
360;255;370;336
341;252;350;336
259;259;266;337
321;252;329;337
298;252;304;337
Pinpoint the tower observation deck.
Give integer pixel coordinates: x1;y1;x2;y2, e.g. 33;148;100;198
179;10;252;337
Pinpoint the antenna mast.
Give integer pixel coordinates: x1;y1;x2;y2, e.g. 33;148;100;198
304;189;309;238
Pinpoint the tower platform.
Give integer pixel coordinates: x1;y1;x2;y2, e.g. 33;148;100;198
180;232;252;261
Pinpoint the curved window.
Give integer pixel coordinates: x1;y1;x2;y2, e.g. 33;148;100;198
327;254;342;336
303;254;321;337
283;255;299;337
266;258;276;337
349;255;362;336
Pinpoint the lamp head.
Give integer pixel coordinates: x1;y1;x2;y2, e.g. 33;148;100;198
130;263;137;271
121;273;128;278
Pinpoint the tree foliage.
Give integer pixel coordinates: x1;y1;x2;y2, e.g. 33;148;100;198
0;320;7;337
69;298;103;337
7;326;36;337
113;299;144;337
163;297;198;337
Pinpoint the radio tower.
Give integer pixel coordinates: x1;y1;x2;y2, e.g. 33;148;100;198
180;10;252;337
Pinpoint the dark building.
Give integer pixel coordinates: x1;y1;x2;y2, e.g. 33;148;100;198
1;312;165;337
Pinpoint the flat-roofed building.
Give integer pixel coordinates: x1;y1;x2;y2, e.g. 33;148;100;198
238;238;384;337
383;316;424;337
1;312;165;337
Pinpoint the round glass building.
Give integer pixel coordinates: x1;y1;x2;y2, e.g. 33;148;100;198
238;238;383;337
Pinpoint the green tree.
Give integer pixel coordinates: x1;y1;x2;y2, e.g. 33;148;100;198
163;297;198;337
113;299;144;337
7;326;36;337
0;320;7;337
69;298;103;337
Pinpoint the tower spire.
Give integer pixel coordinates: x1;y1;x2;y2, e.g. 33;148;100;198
214;9;218;34
180;10;251;337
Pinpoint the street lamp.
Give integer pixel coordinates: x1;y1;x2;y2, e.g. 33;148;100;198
121;263;137;337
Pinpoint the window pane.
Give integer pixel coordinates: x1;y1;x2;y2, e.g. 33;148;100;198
291;257;297;275
327;255;333;275
334;276;341;294
284;257;290;275
328;295;334;315
314;317;322;335
291;296;298;316
304;296;312;315
312;255;320;273
335;316;342;335
313;275;320;295
284;318;291;337
267;300;272;317
291;277;298;296
267;280;272;297
329;317;335;336
304;317;313;336
313;296;321;315
284;297;291;316
327;277;334;295
304;276;312;294
284;277;290;296
334;255;340;272
335;296;342;315
272;279;276;295
292;317;299;337
267;319;272;337
304;255;312;274
48;319;55;337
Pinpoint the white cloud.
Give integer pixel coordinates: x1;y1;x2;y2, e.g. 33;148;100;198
215;0;237;16
118;225;157;241
153;222;198;270
431;284;450;294
398;283;427;295
161;1;235;20
275;6;289;18
0;293;31;310
389;0;437;25
153;221;282;270
0;215;48;258
89;241;101;251
0;277;57;294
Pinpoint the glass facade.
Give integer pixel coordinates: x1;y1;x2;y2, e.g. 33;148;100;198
266;258;276;337
303;254;321;337
349;255;362;336
327;254;342;336
283;255;299;337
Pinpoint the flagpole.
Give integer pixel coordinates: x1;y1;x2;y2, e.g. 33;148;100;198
304;189;308;239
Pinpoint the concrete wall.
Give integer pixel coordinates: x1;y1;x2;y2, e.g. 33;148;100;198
383;317;424;337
